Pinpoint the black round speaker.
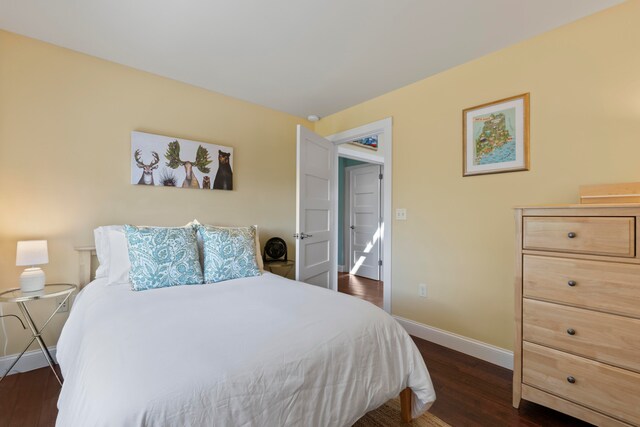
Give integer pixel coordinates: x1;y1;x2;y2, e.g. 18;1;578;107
264;237;287;261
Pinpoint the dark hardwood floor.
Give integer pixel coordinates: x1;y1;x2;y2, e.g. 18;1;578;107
414;338;592;427
0;337;591;426
0;366;61;427
0;270;587;426
338;272;383;308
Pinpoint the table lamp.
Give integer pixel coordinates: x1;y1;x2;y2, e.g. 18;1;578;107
16;240;48;292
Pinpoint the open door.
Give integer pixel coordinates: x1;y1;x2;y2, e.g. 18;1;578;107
296;125;335;288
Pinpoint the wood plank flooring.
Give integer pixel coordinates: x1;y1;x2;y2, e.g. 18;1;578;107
415;338;591;427
338;272;383;308
0;366;61;427
0;338;591;427
0;271;586;427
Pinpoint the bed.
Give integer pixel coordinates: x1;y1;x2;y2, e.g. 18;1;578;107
57;242;435;426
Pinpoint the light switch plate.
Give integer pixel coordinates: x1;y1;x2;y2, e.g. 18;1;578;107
418;283;427;298
395;208;407;220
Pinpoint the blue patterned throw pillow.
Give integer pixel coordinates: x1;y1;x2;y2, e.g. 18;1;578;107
198;225;261;283
124;225;203;291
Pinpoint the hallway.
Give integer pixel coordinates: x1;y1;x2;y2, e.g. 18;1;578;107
338;273;383;308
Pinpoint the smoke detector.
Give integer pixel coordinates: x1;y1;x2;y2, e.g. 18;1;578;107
307;115;321;122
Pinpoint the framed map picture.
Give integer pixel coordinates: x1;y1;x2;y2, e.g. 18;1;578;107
463;93;529;176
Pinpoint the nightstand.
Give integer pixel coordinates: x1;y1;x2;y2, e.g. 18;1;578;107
264;260;295;278
0;284;76;385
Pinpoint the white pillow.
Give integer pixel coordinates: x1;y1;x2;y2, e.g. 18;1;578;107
93;227;107;278
93;225;125;280
107;228;131;285
93;225;131;285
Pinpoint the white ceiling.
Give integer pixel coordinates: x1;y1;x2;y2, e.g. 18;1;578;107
0;0;623;118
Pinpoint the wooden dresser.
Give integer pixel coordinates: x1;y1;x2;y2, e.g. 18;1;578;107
513;204;640;427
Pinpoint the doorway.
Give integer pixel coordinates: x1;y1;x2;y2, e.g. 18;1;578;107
338;159;383;308
329;118;392;313
295;117;392;313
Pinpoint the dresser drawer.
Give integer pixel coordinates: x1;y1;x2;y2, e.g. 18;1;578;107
523;299;640;372
523;216;635;257
523;342;640;425
523;255;640;318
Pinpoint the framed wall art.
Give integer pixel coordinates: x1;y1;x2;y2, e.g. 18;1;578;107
348;135;378;151
131;131;234;190
462;93;529;176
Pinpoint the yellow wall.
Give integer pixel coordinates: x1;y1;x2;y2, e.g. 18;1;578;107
2;1;639;359
316;1;640;350
0;30;307;356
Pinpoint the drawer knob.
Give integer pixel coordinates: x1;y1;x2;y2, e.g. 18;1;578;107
567;280;577;287
567;232;577;238
567;376;576;384
567;328;576;336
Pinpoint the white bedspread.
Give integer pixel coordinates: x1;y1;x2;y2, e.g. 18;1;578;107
56;273;435;426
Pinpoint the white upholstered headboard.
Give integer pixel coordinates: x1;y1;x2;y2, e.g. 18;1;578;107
75;246;97;288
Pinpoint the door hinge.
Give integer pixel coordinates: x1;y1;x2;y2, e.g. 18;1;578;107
378;260;383;266
379;173;383;180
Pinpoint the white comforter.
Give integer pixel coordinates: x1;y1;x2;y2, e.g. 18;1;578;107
56;273;435;426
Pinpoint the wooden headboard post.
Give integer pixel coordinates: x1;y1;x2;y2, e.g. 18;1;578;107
74;246;97;288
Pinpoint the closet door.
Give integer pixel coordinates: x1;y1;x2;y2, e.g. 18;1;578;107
347;164;381;281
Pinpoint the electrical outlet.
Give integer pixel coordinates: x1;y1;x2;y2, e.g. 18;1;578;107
56;296;69;313
395;208;407;220
418;283;427;298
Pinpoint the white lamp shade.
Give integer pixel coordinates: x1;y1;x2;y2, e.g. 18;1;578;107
16;240;49;266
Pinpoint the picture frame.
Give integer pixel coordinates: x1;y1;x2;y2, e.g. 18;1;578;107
348;135;378;151
462;93;529;176
131;131;234;190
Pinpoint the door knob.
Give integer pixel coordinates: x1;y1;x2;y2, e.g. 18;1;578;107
294;232;313;240
350;225;355;229
567;232;576;238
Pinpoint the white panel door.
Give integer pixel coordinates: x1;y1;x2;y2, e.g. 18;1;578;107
348;164;381;280
296;125;335;288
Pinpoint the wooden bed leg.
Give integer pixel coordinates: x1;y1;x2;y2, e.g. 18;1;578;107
399;387;412;423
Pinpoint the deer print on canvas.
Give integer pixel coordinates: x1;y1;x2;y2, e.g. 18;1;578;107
135;150;160;185
165;140;212;188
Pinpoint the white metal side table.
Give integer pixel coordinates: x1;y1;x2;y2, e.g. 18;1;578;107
0;284;76;385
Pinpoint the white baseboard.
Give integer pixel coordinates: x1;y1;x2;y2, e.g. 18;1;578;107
338;265;346;273
0;346;57;376
394;316;513;370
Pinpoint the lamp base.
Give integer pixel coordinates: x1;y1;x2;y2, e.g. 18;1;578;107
20;268;45;292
